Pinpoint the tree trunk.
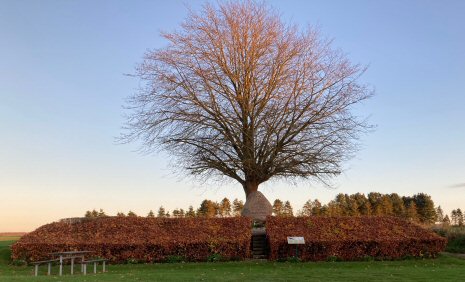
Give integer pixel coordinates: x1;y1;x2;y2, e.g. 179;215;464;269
243;181;259;197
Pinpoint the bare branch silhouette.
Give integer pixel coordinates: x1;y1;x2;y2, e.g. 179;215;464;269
122;1;372;197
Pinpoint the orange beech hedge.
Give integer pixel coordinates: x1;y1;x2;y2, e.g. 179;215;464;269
12;217;252;263
266;216;446;261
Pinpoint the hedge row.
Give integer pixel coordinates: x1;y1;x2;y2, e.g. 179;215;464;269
266;216;447;261
11;217;252;263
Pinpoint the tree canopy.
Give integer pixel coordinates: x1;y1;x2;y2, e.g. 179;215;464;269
124;1;371;197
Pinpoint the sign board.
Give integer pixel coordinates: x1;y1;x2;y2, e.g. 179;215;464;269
287;236;305;244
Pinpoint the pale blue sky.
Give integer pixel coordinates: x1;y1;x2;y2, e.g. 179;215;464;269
1;0;464;231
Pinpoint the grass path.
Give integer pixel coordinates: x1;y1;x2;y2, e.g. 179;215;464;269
1;240;465;281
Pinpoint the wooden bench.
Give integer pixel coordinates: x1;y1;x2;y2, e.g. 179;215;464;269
82;258;107;275
30;259;60;276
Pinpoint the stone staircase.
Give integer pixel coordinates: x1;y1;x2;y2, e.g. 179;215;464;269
251;227;268;259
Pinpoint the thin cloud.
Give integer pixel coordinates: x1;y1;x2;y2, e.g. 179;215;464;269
448;183;465;188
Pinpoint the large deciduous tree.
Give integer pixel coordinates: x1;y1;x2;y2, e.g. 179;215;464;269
124;1;371;199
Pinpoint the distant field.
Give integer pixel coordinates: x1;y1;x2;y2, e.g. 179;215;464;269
0;234;22;242
0;237;20;242
0;233;26;237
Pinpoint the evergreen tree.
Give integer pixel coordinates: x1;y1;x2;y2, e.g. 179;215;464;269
413;193;436;224
346;194;360;216
186;205;196;217
116;212;126;217
443;215;451;226
326;201;342;216
283;201;293;217
91;209;99;217
172;209;180;218
147;210;155;218
359;200;372;216
457;208;464;226
157;206;166;217
319;205;328;216
311;200;323;216
335;194;348;215
300;200;313;216
84;210;92;218
97;209;107;217
350;193;368;215
380;195;394;216
272;199;284;216
197;199;217;217
127;210;137;217
451;209;458;225
179;208;185;217
368;192;383;216
219;198;232;217
405;201;419;222
232;199;244;216
435;206;444;222
389;193;405;217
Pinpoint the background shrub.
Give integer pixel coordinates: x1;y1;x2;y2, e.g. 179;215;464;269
433;226;465;253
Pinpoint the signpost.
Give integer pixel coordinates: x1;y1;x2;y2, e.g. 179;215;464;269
287;236;305;259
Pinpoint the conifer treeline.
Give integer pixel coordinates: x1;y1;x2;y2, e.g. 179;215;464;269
295;192;438;224
84;198;244;219
449;208;464;226
84;192;462;226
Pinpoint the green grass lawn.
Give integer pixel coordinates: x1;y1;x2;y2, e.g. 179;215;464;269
1;239;465;281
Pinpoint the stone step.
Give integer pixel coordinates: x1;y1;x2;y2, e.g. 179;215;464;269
252;241;266;245
251;228;269;259
252;227;266;236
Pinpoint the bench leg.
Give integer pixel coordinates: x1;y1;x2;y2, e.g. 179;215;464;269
48;262;51;275
34;264;38;276
81;256;84;273
94;262;97;273
103;261;106;272
71;258;74;275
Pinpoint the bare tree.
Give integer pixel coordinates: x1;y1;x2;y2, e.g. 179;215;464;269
124;1;371;198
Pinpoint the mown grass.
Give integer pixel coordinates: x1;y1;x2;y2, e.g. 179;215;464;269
1;239;465;281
